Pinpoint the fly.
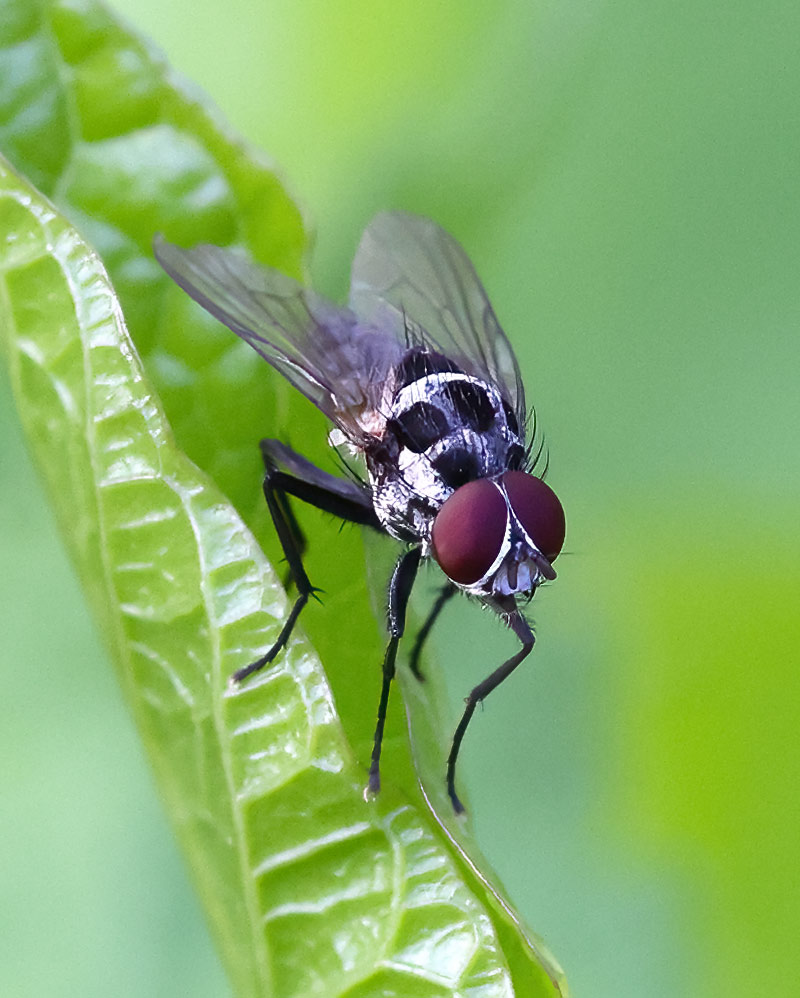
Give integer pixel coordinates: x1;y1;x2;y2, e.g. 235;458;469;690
154;212;565;813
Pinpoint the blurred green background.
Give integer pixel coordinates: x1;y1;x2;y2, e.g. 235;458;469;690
2;1;798;996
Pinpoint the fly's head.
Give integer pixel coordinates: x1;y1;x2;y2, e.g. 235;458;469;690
430;471;565;601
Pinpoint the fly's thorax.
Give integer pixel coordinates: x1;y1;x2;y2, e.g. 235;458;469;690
366;356;525;542
388;372;524;480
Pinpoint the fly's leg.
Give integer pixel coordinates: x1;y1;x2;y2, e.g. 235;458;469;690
233;441;383;684
231;465;316;683
408;583;457;681
447;612;535;813
367;546;422;796
272;486;306;591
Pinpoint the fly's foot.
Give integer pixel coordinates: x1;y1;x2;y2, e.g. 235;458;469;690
230;587;314;685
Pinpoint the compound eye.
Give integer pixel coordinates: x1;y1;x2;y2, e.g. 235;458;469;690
431;479;508;585
502;471;565;563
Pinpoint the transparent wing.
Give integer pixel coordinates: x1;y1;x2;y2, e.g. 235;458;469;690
154;237;398;439
349;212;527;424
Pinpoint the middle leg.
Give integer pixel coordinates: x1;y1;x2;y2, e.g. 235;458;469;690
367;546;422;795
408;582;457;681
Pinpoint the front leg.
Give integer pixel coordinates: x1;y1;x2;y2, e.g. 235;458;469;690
446;611;535;813
367;546;422;795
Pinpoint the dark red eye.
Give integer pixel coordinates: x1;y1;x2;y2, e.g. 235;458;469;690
431;479;508;584
502;471;565;563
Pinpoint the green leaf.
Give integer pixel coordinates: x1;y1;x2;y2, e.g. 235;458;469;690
0;0;566;994
0;154;559;998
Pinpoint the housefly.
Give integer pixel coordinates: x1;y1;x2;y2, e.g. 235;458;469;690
154;212;565;813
